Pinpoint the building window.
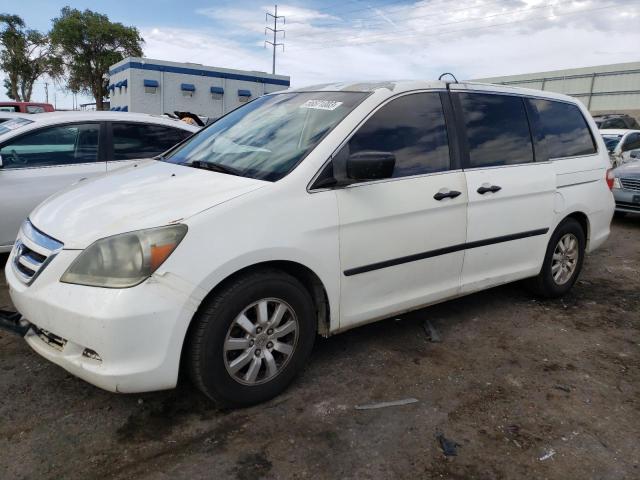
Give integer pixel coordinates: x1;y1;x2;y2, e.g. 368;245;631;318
144;79;159;94
210;86;224;100
181;83;195;97
238;89;252;103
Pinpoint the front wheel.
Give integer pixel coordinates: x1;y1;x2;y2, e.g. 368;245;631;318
186;269;316;407
528;218;586;298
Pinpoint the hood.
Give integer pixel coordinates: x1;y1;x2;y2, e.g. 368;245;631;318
29;160;267;249
614;160;640;179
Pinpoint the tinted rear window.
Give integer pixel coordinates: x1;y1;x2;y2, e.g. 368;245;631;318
528;99;596;158
458;93;534;167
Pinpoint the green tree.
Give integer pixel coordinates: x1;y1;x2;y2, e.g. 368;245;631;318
0;14;60;102
50;7;143;110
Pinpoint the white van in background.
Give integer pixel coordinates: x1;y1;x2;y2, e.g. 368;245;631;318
6;80;614;406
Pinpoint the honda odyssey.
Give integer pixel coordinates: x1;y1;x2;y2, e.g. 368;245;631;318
5;80;615;406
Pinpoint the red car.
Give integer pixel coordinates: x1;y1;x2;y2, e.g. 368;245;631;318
0;102;55;113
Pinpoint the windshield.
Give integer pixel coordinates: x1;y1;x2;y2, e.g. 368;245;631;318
163;91;368;181
0;117;33;135
601;134;622;152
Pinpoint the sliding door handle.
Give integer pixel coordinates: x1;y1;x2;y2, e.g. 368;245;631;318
477;184;502;194
434;189;462;201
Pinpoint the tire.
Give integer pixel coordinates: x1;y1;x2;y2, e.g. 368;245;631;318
613;211;627;219
187;269;316;407
527;218;586;298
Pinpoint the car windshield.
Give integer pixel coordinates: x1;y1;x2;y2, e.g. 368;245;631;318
601;134;622;152
0;117;33;135
162;91;368;181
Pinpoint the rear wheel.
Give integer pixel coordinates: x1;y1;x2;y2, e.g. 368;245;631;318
528;218;585;298
187;269;316;407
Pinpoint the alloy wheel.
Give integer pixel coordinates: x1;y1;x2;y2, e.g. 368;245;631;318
223;298;299;385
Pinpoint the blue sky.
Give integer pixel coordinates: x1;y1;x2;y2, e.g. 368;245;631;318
2;1;639;108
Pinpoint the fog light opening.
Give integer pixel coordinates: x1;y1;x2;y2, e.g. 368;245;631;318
82;348;102;362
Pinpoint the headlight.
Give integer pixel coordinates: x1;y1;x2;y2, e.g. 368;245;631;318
613;177;622;189
61;224;187;288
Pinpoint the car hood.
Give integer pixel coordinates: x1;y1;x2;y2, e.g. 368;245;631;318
614;160;640;179
29;160;267;249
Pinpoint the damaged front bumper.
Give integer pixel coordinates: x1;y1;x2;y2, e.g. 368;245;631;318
0;309;31;337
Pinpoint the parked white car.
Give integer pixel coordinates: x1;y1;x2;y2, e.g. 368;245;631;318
5;81;614;406
600;129;640;167
0;111;198;252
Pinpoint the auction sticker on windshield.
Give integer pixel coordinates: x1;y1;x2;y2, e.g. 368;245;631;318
300;100;343;111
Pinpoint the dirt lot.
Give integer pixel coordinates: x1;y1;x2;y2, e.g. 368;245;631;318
1;217;638;480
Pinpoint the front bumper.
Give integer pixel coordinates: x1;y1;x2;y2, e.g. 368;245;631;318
612;188;640;213
6;248;201;393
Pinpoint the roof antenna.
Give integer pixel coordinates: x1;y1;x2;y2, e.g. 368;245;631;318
438;72;458;83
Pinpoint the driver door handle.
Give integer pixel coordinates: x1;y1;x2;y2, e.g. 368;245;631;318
477;184;502;194
433;189;462;201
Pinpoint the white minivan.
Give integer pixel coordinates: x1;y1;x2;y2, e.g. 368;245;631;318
5;80;614;406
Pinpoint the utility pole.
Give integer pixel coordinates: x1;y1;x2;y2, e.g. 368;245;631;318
44;82;49;104
265;5;285;75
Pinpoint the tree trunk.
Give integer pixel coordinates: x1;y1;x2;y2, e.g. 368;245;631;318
9;73;21;101
23;80;33;102
93;80;103;110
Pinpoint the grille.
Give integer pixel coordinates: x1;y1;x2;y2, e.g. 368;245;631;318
620;177;640;192
12;220;63;285
616;201;640;212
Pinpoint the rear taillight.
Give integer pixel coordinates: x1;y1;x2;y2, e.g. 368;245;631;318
606;169;615;190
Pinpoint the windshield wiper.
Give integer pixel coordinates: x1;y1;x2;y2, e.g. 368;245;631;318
189;160;244;177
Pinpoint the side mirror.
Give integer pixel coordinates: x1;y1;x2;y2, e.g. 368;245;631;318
346;150;395;181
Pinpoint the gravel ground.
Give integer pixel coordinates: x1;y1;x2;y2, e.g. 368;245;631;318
1;217;638;480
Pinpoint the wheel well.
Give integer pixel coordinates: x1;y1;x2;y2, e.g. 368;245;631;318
565;211;590;247
195;261;331;337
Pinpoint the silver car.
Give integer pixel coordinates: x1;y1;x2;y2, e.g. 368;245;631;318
0;111;198;252
612;160;640;215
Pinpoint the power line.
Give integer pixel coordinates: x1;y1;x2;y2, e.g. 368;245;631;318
265;4;285;75
287;1;637;51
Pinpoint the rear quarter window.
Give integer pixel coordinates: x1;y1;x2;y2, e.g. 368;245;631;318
528;99;596;159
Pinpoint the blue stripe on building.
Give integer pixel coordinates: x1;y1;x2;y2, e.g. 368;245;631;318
109;62;291;87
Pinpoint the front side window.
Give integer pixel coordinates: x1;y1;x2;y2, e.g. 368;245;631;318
163;92;368;181
112;123;191;161
0;123;99;169
336;92;451;180
457;93;534;168
528;99;596;159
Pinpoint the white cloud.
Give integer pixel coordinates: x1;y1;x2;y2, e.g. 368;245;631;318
139;0;639;87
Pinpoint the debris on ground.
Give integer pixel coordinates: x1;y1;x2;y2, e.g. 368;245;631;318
423;320;442;342
354;398;419;410
436;432;460;457
554;384;571;393
539;448;556;461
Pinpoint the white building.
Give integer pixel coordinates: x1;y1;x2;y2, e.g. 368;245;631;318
107;57;290;120
474;61;640;119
